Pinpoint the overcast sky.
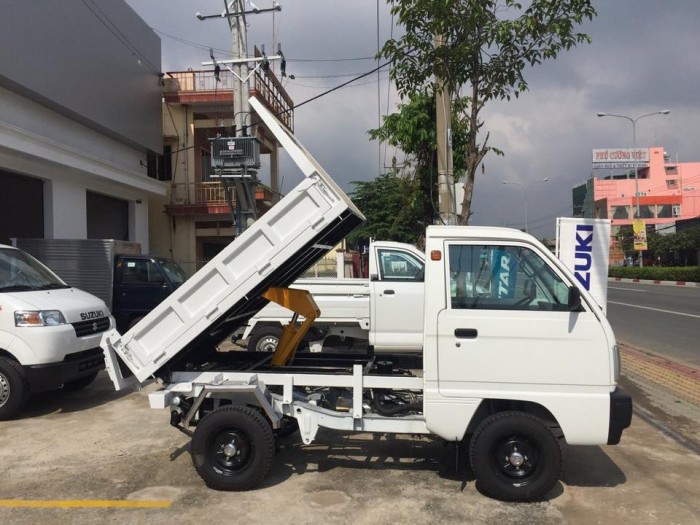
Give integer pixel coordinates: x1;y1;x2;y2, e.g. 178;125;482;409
126;0;700;238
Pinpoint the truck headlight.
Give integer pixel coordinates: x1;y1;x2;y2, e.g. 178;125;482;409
612;344;621;382
15;310;66;327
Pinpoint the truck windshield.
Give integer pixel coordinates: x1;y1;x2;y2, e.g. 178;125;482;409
0;247;69;292
158;259;188;286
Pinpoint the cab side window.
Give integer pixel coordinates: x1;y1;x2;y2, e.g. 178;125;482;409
448;245;570;311
121;260;164;285
377;249;424;281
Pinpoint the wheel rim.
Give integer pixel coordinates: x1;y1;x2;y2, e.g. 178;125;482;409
0;371;10;408
210;430;254;475
256;335;279;352
492;435;540;486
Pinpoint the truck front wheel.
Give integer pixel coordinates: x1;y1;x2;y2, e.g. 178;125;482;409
191;405;275;491
469;411;561;502
247;326;283;353
0;357;29;420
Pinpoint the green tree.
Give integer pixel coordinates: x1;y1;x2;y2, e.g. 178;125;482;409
380;0;596;223
368;91;470;229
648;228;700;266
347;172;425;249
616;225;634;255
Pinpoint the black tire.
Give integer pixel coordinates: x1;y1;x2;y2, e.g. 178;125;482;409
469;411;561;502
247;325;283;353
191;405;275;491
0;356;30;421
62;372;99;392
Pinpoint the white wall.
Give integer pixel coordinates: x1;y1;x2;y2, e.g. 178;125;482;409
0;86;166;247
44;179;86;239
130;200;150;253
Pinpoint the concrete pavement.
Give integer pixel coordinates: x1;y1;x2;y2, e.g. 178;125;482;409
0;367;699;524
620;345;700;452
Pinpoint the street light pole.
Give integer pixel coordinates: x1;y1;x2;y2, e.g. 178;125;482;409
502;178;548;233
597;110;670;267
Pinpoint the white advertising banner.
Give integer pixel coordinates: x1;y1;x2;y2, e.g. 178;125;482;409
555;218;611;313
592;148;649;170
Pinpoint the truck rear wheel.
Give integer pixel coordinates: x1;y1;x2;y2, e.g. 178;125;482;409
0;357;29;420
469;411;561;502
191;405;275;491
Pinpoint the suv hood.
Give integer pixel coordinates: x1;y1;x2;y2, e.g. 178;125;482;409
4;288;110;323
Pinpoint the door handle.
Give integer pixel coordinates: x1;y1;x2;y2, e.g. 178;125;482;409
454;328;478;339
383;290;395;295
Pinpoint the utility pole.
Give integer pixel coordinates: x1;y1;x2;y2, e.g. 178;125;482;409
198;1;283;234
229;0;248;137
228;0;248;232
435;34;455;225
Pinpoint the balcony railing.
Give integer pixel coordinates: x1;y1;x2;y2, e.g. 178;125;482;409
169;181;273;207
163;69;293;130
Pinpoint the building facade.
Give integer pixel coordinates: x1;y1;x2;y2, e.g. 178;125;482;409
573;146;700;262
152;66;293;274
0;1;164;251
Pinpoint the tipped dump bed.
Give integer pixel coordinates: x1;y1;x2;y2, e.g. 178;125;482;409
101;97;364;383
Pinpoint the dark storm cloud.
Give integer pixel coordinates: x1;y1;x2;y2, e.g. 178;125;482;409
127;0;700;237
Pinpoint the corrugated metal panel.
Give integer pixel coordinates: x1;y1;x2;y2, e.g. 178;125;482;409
12;239;141;311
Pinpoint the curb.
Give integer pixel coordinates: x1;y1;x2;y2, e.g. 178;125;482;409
608;277;700;287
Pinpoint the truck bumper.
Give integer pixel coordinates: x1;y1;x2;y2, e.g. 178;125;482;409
608;387;633;445
23;348;105;393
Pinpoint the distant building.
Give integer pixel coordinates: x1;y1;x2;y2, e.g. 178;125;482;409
573;146;700;262
0;1;164;250
151;62;294;275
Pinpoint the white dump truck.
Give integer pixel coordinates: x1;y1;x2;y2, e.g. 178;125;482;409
101;97;632;502
240;240;425;353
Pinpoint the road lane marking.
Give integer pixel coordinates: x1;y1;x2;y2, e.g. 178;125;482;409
608;287;645;292
608;301;700;319
0;499;172;509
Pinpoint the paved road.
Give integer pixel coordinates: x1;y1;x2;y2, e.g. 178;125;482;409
606;282;700;366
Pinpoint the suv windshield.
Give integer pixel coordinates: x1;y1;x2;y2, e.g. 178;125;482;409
0;247;69;292
158;259;188;286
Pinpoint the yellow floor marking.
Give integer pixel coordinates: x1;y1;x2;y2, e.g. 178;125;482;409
0;499;172;509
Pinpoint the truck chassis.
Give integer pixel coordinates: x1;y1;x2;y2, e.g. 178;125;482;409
132;347;564;502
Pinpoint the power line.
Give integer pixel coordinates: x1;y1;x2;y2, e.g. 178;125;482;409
154;28;376;64
288;61;392;113
170;61;393;155
81;0;161;74
286;75;390;89
288;56;376;63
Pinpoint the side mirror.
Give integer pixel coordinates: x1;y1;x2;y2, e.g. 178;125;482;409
567;286;582;311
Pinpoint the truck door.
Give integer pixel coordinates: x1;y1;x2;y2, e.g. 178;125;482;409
113;258;171;330
436;242;610;397
370;246;424;351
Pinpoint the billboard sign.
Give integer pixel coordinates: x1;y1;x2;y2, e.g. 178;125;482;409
592;148;649;170
556;218;611;313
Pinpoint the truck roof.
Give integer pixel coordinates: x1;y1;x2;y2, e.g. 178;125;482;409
426;225;540;243
101;97;365;383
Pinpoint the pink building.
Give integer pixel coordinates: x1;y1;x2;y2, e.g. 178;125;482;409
573;147;700;263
